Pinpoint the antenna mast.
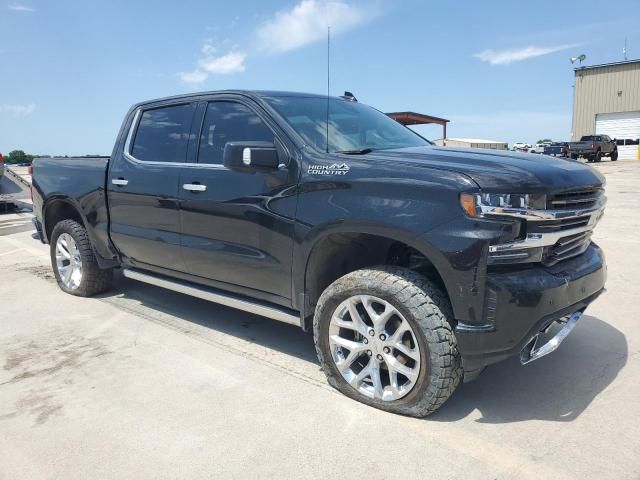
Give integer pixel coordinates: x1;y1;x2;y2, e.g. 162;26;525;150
624;37;628;61
326;26;330;153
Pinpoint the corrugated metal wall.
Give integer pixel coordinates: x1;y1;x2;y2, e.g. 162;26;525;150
572;61;640;140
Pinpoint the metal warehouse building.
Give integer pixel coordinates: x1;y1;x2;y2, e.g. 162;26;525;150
573;59;640;160
434;138;508;150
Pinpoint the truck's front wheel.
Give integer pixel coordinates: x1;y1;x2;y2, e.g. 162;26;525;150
313;267;462;417
50;219;113;297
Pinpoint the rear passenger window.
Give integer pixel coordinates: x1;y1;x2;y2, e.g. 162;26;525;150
198;102;274;164
131;104;194;163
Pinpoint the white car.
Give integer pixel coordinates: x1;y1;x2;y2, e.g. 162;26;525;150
512;143;530;152
530;143;551;154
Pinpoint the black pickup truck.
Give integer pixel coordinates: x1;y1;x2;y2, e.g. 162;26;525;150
32;91;607;416
567;135;618;162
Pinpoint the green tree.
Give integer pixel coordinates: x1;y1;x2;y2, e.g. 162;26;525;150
6;150;34;164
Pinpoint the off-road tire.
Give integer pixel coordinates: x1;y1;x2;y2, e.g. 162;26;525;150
611;149;618;161
313;266;463;417
50;219;113;296
595;150;602;162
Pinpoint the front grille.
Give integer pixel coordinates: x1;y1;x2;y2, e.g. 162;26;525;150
529;215;591;233
547;188;603;210
488;185;605;267
542;231;592;266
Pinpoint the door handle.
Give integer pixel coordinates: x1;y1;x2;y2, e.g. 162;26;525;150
183;183;207;192
112;178;129;186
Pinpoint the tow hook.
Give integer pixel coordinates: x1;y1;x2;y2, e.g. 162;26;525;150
520;311;582;365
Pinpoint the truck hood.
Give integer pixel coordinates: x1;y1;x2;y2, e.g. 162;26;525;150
365;146;605;192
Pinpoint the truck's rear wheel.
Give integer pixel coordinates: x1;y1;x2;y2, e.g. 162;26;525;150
595;150;602;162
50;219;113;297
313;266;462;417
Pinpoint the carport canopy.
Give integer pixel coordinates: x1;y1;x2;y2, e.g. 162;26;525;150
387;111;449;142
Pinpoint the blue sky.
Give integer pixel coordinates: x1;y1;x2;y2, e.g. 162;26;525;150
1;0;639;155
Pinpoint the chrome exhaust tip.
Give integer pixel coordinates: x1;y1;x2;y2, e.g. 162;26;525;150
520;311;583;365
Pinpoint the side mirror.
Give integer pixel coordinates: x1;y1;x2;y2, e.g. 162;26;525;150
223;142;280;172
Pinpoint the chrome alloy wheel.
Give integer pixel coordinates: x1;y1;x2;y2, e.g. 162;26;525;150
55;233;82;290
329;295;421;401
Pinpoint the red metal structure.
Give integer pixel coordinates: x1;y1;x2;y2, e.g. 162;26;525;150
387;112;449;143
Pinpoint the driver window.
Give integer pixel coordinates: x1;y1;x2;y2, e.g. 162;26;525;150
198;101;275;165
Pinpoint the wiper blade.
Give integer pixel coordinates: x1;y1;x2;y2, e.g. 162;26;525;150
336;148;373;155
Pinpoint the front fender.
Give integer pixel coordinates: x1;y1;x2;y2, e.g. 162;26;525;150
292;213;515;326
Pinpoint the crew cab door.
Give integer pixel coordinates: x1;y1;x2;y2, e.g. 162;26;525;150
178;98;298;306
107;102;197;272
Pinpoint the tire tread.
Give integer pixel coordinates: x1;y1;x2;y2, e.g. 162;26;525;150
313;266;463;417
50;219;113;297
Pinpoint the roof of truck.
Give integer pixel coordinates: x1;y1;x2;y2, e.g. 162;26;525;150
134;90;331;107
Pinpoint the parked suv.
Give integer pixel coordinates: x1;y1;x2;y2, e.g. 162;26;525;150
32;91;607;416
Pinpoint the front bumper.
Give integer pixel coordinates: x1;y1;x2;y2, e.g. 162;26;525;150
520;311;583;364
456;242;606;380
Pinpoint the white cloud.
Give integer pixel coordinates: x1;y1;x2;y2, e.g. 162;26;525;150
8;4;35;11
178;70;208;85
178;50;246;85
0;103;36;116
256;0;369;53
201;43;217;55
199;51;246;74
473;44;580;65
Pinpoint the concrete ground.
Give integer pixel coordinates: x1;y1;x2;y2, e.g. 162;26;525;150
0;160;639;479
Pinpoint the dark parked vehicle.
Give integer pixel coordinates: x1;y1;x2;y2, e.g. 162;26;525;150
543;142;569;157
567;135;618;162
32;91;607;416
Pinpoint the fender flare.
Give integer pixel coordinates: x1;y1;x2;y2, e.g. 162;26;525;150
42;195;87;242
292;219;456;313
42;195;118;269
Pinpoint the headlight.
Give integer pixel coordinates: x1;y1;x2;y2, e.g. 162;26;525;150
460;193;545;217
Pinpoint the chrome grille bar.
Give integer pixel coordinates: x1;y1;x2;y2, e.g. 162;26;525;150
488;188;605;265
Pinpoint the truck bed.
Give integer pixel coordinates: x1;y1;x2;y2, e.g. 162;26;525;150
567;141;593;153
32;156;112;261
33;156;110;196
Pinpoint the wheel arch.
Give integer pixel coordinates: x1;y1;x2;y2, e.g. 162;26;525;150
295;222;454;329
43;196;87;243
42;196;118;269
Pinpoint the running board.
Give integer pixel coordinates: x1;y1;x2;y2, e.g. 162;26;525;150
122;269;301;327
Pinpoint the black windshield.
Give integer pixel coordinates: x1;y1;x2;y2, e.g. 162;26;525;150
264;96;431;153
